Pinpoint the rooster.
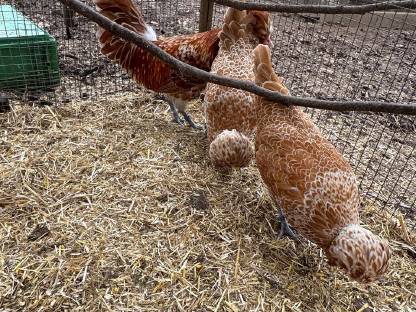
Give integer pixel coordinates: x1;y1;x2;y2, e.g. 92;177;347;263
93;0;273;129
204;8;272;168
253;44;390;283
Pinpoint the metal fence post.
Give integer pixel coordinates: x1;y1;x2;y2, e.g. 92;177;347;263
199;0;214;32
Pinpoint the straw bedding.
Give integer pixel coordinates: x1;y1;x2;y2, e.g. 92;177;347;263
0;92;415;311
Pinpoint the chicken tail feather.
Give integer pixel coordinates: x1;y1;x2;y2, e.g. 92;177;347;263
93;0;157;65
94;0;152;35
253;44;289;95
224;7;246;25
93;0;159;83
209;129;254;168
219;8;247;50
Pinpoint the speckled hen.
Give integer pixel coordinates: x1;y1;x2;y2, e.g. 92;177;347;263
204;8;273;168
253;44;391;283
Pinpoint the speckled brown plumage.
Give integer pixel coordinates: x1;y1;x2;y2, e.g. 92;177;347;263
209;129;254;168
253;44;390;283
204;8;272;168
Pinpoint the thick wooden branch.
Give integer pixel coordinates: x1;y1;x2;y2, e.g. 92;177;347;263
58;0;416;116
213;0;416;14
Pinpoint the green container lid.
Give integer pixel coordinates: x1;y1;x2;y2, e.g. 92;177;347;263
0;4;60;91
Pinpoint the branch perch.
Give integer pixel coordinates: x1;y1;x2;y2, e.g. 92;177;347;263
213;0;416;14
58;0;416;116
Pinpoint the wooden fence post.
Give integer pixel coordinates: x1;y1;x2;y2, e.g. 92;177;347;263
63;5;75;39
199;0;214;32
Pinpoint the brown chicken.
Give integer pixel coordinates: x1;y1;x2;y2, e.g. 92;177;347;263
93;0;272;129
253;44;390;283
204;8;272;168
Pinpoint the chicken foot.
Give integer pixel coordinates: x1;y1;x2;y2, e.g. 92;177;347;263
166;100;185;126
156;94;202;129
181;111;203;130
277;209;299;241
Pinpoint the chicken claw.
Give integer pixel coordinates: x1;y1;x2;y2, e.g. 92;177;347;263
277;209;299;241
166;101;185;126
181;112;203;130
158;94;202;129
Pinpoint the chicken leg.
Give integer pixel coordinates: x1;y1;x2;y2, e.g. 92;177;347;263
181;111;202;130
277;208;299;241
166;100;185;126
156;94;202;129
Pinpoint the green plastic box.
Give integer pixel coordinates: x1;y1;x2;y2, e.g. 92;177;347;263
0;5;60;91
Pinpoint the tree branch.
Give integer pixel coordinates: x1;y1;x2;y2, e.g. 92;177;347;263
58;0;416;116
213;0;416;14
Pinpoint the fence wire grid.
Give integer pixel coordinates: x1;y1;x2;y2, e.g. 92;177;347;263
1;0;415;229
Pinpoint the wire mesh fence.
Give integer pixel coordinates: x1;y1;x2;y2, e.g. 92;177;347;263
209;0;416;229
1;0;415;228
0;4;60;94
2;0;204;103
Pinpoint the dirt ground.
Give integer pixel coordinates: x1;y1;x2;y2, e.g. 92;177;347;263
0;93;415;311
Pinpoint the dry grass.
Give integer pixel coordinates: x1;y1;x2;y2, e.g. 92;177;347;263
1;92;415;311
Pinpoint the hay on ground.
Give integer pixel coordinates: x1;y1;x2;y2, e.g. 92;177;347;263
0;92;415;311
